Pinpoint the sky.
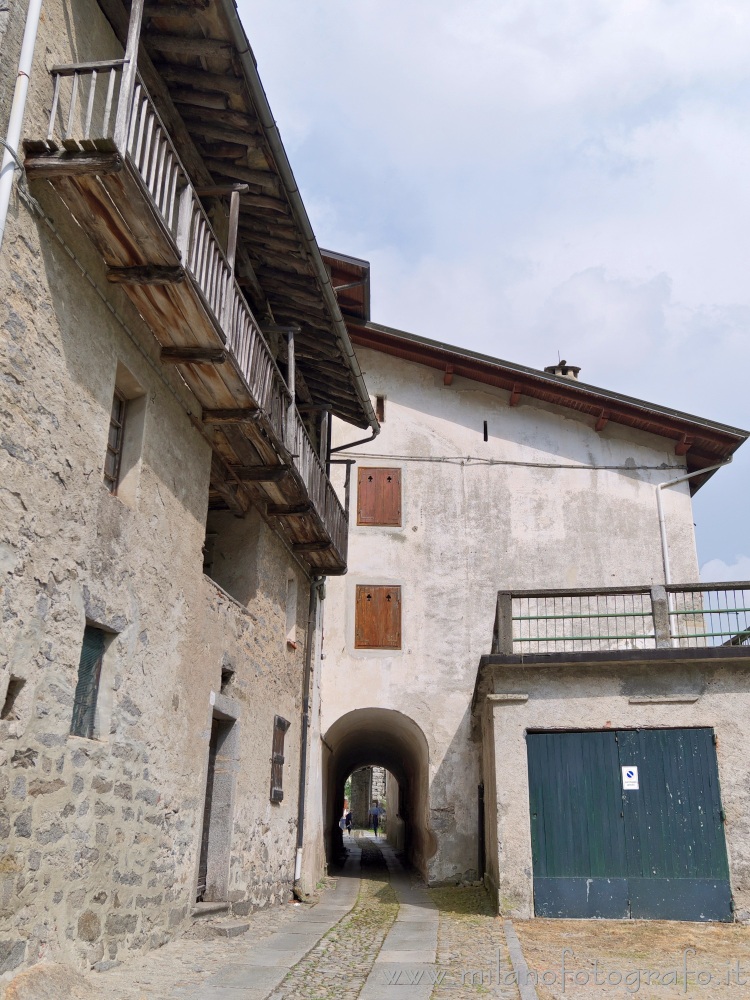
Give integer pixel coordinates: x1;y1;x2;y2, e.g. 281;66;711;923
243;0;750;580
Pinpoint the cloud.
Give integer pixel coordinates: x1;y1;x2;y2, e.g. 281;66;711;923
245;0;750;566
700;556;750;583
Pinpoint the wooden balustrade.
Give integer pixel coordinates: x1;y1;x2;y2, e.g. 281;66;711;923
43;63;348;560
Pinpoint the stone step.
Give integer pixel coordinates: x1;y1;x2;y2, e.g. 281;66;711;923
212;919;251;938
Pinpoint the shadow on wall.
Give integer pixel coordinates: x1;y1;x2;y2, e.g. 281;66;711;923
323;708;435;877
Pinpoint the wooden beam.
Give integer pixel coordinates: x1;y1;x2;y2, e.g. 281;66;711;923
233;464;291;482
172;89;229;111
509;383;522;407
595;410;609;432
144;0;210;17
195;183;249;196
675;435;694;456
202;407;258;423
146;33;233;54
443;364;454;386
155;63;247;95
161;347;226;364
24;151;123;179
106;264;185;284
203;159;280;193
293;541;332;553
267;502;313;517
178;120;261;148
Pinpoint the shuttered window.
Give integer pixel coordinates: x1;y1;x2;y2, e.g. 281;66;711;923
355;585;402;649
270;715;291;802
71;626;106;739
357;468;401;526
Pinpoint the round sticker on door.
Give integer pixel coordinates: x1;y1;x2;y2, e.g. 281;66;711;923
622;766;639;790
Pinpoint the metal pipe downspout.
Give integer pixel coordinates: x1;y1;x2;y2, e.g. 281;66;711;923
294;575;324;892
656;462;729;586
329;428;378;454
217;0;379;438
0;0;44;249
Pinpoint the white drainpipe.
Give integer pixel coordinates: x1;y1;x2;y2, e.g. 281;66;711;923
656;461;729;647
0;0;44;249
656;462;728;585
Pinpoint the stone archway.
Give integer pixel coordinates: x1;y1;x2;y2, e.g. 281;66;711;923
323;708;435;875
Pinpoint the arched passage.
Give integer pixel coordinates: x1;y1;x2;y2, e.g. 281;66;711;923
323;708;435;876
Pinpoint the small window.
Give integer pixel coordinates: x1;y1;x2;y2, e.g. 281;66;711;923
71;626;106;739
270;715;291;802
285;575;298;648
355;585;402;649
357;468;401;526
104;389;127;493
103;363;146;505
376;395;385;423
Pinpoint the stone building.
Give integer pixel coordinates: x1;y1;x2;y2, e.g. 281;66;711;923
0;0;377;978
319;257;750;922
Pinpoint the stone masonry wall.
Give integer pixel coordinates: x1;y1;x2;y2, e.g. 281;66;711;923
0;0;316;977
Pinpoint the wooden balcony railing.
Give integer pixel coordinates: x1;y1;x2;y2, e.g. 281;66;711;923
42;61;348;561
492;583;750;655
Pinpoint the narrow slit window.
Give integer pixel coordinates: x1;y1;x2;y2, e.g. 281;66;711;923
270;715;291;802
104;388;127;493
376;395;385;423
71;626;106;739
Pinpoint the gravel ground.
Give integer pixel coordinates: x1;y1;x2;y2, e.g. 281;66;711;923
515;918;750;1000
269;838;398;1000
428;884;519;999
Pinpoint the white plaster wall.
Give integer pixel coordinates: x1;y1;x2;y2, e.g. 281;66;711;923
485;661;750;919
323;347;701;882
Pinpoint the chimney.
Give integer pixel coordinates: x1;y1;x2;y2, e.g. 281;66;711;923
544;359;580;380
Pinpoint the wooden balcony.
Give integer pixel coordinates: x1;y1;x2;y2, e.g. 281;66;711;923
24;60;348;573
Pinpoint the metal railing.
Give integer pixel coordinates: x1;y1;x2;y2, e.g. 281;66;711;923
44;63;347;559
492;583;750;654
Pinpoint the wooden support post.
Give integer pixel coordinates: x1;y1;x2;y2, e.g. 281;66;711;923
651;585;672;649
114;0;145;149
319;408;329;465
286;325;296;450
444;364;454;386
494;592;514;654
226;188;240;274
595;410;609;432
176;184;193;265
509;384;521;407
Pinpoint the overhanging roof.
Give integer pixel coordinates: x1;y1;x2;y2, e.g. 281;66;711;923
342;318;748;492
99;0;377;431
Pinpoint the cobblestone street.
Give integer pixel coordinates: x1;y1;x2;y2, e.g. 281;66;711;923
66;836;520;1000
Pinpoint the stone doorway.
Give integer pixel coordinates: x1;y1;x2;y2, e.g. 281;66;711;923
196;707;238;902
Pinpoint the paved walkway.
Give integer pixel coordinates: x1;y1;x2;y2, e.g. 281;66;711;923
88;835;518;1000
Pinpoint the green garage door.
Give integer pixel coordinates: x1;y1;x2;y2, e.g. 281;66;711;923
527;729;731;921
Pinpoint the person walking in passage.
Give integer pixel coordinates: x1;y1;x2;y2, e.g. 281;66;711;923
369;799;383;837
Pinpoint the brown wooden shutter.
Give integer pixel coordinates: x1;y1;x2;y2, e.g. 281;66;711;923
357;468;402;526
355;585;402;649
270;715;290;802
